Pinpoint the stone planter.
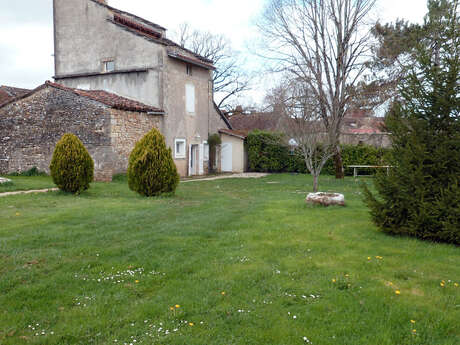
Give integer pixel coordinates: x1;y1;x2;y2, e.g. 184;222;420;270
306;192;345;207
0;177;12;184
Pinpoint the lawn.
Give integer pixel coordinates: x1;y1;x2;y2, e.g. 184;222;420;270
0;174;458;345
0;176;56;193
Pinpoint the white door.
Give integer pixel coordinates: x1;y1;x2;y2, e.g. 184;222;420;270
221;142;233;172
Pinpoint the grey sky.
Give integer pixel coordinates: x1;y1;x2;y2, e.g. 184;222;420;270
0;0;428;103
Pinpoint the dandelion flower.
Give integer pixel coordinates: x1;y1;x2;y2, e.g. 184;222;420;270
332;279;336;283
395;290;401;295
455;283;459;287
221;291;226;295
169;307;174;311
440;282;445;287
412;329;417;333
189;322;194;326
175;304;180;308
367;257;371;260
135;280;139;284
410;320;416;324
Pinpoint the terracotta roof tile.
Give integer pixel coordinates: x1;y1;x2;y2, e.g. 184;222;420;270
0;81;164;114
45;82;164;113
228;112;282;132
0;85;31;105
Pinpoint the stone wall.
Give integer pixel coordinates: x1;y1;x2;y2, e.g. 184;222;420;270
109;108;162;173
340;133;391;148
0;87;115;181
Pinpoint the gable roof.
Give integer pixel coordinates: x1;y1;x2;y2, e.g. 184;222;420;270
91;0;214;69
0;85;31;105
228;112;281;134
89;0;166;31
0;81;164;114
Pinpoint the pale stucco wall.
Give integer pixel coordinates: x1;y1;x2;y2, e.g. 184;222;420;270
54;0;164;108
53;0;231;177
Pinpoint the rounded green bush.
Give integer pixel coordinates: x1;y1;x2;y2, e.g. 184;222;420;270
50;133;94;194
128;128;180;197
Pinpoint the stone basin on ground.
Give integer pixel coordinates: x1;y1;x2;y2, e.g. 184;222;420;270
306;192;345;207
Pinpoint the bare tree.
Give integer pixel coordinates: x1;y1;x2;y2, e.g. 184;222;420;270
268;78;335;192
175;23;250;109
258;0;376;178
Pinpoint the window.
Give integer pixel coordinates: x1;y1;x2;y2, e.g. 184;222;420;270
186;84;195;114
174;138;186;159
103;60;115;72
203;141;209;161
186;64;193;76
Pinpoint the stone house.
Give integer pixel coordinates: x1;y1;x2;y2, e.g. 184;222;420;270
0;81;164;181
0;0;247;179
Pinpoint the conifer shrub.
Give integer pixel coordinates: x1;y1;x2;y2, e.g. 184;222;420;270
127;128;179;197
50;133;94;194
363;0;460;244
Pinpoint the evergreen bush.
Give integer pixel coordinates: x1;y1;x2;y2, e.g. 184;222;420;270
50;133;94;194
363;0;460;244
245;130;389;175
128;128;179;197
246;130;290;172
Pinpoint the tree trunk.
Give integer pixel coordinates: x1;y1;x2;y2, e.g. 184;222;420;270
312;173;319;193
334;145;344;179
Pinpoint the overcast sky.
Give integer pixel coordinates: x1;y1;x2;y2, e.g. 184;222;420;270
0;0;428;103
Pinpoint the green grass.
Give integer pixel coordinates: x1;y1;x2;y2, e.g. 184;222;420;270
0;174;458;345
0;176;56;193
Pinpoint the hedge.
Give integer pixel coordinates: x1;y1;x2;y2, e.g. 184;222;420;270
246;130;390;175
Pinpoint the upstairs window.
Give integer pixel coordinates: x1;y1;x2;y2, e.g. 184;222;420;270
186;84;195;114
186;64;193;76
103;60;115;72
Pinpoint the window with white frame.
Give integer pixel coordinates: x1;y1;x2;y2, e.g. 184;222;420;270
186;84;195;114
103;60;115;72
203;141;209;161
174;138;186;159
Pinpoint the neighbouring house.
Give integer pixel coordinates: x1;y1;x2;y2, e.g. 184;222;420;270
0;0;246;179
228;108;391;148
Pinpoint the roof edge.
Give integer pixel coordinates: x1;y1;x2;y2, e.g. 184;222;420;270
89;0;166;31
54;67;149;80
219;129;247;139
214;102;232;130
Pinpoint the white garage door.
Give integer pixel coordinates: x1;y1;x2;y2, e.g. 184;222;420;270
221;142;233;172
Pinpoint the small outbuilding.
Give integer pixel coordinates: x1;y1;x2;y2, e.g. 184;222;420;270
218;129;247;173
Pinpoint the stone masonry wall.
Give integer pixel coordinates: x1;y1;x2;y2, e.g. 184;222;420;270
0;87;115;181
109;109;162;174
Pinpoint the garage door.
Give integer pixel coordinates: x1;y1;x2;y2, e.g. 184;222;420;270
221;142;233;172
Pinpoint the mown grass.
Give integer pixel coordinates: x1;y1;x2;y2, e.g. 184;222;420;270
0;176;55;193
0;174;458;345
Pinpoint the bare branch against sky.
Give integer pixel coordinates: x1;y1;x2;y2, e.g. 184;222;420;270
0;0;427;103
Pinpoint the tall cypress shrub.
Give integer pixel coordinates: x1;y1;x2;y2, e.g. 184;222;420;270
363;0;460;244
50;133;94;194
128;128;179;197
